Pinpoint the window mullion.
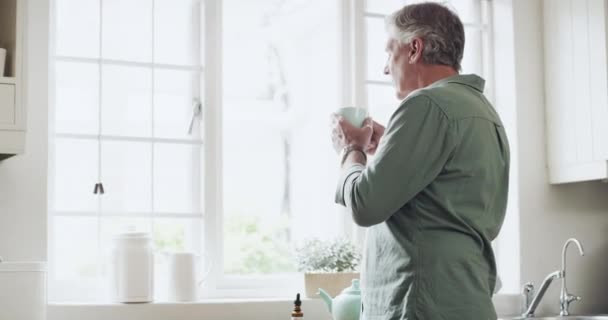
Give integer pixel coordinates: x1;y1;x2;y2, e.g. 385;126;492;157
150;0;156;238
54;55;204;72
350;0;367;247
192;0;204;258
95;0;104;299
202;0;223;298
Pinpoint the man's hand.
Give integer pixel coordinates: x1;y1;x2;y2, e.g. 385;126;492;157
365;120;386;155
331;114;373;153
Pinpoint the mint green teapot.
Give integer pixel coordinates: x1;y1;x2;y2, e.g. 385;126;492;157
318;279;361;320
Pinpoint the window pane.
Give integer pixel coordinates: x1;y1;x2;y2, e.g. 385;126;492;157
222;0;341;275
153;218;200;252
54;138;98;212
379;0;481;24
462;27;482;75
102;0;153;62
100;141;152;213
154;69;201;140
366;17;392;83
55;61;99;134
365;0;406;15
154;0;201;66
53;216;99;281
55;0;99;57
154;143;201;214
367;84;400;125
101;65;152;137
449;0;481;24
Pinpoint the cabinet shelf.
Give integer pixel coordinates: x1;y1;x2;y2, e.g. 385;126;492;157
0;77;16;85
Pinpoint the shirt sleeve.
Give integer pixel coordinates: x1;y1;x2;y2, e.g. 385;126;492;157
335;95;456;227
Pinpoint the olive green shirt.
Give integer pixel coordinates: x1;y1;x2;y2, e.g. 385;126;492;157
335;74;510;320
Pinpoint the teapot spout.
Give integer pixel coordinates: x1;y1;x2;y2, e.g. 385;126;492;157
317;288;333;313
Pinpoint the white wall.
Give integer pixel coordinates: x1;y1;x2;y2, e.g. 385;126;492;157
0;0;49;262
509;0;608;315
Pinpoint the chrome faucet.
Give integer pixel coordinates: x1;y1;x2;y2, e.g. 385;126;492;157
521;238;584;317
522;270;562;317
559;238;585;316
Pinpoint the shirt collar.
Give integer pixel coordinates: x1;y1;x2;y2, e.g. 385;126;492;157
428;74;486;92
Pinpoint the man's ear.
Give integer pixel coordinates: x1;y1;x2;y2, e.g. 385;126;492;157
409;37;424;63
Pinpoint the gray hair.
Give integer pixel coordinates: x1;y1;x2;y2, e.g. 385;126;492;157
385;2;465;71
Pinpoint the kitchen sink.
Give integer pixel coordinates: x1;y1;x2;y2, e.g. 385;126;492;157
501;316;608;320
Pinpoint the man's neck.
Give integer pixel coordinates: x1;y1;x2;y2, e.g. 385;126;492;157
417;65;458;88
400;65;458;98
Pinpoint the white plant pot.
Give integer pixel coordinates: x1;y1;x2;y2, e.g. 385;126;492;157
304;272;359;299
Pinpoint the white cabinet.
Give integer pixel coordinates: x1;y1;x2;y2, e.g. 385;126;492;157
0;0;25;159
543;0;608;184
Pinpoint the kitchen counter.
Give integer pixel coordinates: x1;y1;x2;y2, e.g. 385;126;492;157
48;294;524;320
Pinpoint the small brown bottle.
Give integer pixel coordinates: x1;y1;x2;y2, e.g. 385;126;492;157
291;293;303;319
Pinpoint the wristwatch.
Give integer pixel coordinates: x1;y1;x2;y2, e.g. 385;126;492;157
339;145;366;166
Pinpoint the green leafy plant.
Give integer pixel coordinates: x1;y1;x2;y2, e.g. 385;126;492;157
295;238;361;273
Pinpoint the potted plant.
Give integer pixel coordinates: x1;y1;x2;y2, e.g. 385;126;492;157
295;237;361;298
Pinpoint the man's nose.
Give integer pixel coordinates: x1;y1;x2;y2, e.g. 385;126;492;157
383;64;389;75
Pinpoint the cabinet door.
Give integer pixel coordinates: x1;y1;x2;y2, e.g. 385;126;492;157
0;83;16;126
544;0;608;183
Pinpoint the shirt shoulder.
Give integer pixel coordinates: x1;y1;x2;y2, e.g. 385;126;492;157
407;82;502;126
391;92;451;127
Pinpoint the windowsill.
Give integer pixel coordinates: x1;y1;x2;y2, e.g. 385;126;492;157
48;294;523;320
48;298;332;320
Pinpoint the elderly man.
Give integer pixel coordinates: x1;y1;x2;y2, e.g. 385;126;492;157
331;2;509;320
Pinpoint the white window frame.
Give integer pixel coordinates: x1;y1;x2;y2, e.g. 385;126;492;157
49;0;205;302
200;0;354;298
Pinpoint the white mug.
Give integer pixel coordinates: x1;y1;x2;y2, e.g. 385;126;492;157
336;106;369;128
0;48;6;77
167;252;210;302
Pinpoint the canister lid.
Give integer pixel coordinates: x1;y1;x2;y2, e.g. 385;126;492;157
113;232;151;239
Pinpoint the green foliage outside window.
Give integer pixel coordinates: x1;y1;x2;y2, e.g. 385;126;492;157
224;212;296;274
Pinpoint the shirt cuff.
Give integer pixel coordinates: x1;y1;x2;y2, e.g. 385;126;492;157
335;163;365;206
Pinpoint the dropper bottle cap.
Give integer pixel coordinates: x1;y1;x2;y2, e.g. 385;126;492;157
291;293;303;318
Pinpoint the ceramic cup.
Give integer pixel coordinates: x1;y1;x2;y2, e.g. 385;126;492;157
167;252;211;302
336;107;369;128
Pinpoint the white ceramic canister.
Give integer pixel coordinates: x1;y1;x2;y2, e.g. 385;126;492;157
0;257;47;320
111;232;154;303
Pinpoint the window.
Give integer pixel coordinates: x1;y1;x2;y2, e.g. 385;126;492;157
50;0;204;301
205;0;346;297
50;0;516;301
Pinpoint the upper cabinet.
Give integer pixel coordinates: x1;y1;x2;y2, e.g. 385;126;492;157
543;0;608;184
0;0;25;160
